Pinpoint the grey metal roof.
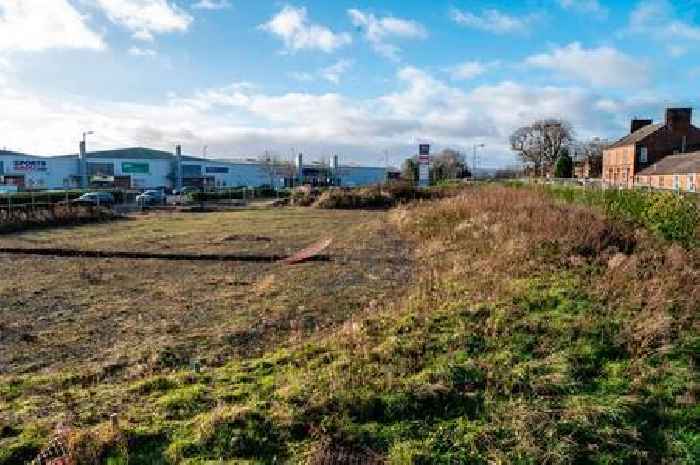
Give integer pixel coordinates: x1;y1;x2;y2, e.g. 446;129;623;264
87;147;174;160
607;123;664;149
0;150;44;158
637;152;700;175
3;147;385;169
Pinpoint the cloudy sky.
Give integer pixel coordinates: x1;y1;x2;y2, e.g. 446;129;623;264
0;0;699;167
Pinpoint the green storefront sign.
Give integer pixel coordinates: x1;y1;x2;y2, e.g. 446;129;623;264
122;162;150;174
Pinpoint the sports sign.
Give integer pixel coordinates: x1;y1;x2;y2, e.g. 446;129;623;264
13;160;48;172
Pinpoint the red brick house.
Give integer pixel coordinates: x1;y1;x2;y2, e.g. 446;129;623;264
603;108;700;188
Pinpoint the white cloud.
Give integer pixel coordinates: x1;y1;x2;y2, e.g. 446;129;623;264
0;0;105;52
288;71;314;82
287;59;353;85
192;0;230;10
321;59;353;84
526;42;649;88
0;65;662;167
627;0;700;56
128;46;157;56
347;9;427;61
450;8;539;34
558;0;608;17
449;61;490;80
260;6;351;53
95;0;193;41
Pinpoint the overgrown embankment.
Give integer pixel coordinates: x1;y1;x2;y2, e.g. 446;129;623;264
1;186;697;464
0;204;119;234
290;182;459;209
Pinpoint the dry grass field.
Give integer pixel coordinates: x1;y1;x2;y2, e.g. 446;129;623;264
0;207;413;376
0;187;697;465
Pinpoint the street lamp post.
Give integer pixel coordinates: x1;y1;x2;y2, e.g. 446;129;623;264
472;144;485;179
80;131;94;189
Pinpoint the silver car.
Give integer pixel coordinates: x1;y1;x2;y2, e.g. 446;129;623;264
136;190;166;206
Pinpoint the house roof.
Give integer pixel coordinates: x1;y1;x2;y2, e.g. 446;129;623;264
637;152;700;175
607;123;664;149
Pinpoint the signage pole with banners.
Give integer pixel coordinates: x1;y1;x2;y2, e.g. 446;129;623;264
418;144;430;187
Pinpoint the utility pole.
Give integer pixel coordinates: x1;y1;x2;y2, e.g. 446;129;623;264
384;149;389;184
80;131;94;189
472;144;485;179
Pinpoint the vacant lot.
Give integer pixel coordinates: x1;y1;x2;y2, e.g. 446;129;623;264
0;207;412;376
1;188;697;465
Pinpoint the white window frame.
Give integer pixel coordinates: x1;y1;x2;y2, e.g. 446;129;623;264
673;175;680;191
639;147;648;163
689;174;696;193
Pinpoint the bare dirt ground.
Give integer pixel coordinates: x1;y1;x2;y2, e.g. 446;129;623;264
0;207;413;376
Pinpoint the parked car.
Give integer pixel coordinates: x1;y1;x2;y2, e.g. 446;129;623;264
136;190;167;206
71;192;115;207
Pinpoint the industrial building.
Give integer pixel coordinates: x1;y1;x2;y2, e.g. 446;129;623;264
0;146;390;191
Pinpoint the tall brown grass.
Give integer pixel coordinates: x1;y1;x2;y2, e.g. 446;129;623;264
392;184;697;356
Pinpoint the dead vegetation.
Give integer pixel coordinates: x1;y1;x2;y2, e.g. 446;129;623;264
1;186;697;465
0;205;119;234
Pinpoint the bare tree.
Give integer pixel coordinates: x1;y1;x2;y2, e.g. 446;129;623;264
259;152;295;187
510;119;574;176
573;138;608;178
431;149;468;182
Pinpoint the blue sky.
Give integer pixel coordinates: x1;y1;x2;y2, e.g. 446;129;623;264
1;0;699;167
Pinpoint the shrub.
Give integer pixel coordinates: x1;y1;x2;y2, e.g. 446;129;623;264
0;204;119;234
554;151;573;178
313;187;393;210
643;191;699;246
313;183;456;210
290;185;321;206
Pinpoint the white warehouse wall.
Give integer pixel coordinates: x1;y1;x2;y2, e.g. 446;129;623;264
1;150;388;190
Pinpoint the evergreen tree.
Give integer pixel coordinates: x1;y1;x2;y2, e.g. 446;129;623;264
554;148;574;178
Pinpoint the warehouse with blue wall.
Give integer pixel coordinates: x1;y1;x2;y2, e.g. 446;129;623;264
0;147;390;191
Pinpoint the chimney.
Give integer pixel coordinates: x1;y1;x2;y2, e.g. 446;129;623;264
296;153;303;178
175;145;182;190
665;108;692;134
631;119;653;133
79;140;87;189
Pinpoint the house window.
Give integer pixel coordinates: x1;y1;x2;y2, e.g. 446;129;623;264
660;176;664;187
673;175;680;190
688;174;695;192
639;147;648;163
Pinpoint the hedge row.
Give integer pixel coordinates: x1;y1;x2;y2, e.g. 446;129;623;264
0;190;126;206
189;188;289;202
542;185;699;246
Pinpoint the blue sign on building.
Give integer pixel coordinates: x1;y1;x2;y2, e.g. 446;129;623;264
206;166;229;174
0;161;3;175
